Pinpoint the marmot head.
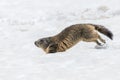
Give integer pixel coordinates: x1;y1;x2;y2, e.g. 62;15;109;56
34;37;58;53
34;37;51;49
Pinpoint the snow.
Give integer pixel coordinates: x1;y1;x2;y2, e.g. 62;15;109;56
0;0;120;80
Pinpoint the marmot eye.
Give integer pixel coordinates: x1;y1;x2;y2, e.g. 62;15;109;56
40;39;44;42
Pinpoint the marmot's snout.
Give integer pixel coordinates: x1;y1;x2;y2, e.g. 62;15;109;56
34;39;43;47
34;41;39;47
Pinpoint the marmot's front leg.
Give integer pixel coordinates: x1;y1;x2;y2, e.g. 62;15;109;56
45;43;58;53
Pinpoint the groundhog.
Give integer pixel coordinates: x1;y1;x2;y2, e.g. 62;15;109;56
34;24;113;53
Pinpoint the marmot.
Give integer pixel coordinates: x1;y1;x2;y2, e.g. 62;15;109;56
34;24;113;53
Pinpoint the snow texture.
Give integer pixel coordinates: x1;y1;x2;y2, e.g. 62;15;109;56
0;0;120;80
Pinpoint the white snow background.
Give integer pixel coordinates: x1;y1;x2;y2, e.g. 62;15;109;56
0;0;120;80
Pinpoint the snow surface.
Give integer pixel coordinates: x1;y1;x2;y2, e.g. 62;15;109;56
0;0;120;80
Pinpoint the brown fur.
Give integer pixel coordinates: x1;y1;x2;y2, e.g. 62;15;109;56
34;24;113;53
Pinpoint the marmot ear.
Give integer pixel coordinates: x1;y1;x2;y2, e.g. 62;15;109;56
46;43;58;53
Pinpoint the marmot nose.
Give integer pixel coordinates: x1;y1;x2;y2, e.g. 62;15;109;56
34;41;37;46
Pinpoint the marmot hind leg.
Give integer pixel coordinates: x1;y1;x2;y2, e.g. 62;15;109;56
98;35;106;43
94;35;106;46
94;40;102;45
